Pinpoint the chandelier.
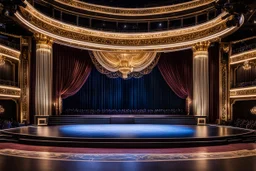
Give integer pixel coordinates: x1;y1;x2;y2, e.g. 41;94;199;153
0;55;5;66
242;61;251;70
91;51;158;79
250;106;256;115
0;105;5;114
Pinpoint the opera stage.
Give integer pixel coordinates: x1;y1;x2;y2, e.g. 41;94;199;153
1;124;254;148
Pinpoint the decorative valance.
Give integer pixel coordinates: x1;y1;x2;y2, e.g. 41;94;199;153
90;51;160;79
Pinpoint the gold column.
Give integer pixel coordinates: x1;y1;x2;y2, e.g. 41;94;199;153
34;33;53;116
192;42;210;116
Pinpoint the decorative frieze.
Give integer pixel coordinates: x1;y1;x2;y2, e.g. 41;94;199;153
230;86;256;98
230;49;256;65
0;86;21;98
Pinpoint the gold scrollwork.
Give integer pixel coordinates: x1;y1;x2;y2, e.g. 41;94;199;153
0;86;21;98
230;50;256;64
55;0;215;16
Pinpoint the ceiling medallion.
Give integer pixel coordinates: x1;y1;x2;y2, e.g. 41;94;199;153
0;105;5;114
0;55;5;66
242;61;251;70
91;51;158;79
250;106;256;115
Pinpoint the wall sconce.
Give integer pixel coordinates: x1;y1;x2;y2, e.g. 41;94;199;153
0;55;5;66
242;61;251;70
250;106;256;115
0;105;5;114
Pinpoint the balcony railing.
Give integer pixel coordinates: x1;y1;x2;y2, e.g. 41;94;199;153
33;1;220;33
231;37;256;55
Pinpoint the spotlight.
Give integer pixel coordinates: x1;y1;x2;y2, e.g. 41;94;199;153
123;24;127;29
158;23;162;27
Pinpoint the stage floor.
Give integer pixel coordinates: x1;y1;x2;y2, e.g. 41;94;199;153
1;125;254;147
1;124;252;139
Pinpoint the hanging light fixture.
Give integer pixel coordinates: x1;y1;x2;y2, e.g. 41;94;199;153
0;55;5;66
250;106;256;115
242;61;251;70
0;105;5;114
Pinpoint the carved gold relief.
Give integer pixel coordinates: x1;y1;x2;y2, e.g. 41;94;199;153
55;0;215;16
0;86;21;98
91;51;158;79
15;2;241;51
0;44;20;60
90;52;160;79
34;33;53;46
230;50;256;64
230;87;256;98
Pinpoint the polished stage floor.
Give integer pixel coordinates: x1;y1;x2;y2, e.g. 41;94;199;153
2;124;251;139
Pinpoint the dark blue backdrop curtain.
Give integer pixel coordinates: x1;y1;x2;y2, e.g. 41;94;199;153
63;66;185;112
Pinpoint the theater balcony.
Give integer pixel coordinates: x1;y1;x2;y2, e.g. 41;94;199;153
0;33;20;91
12;0;242;51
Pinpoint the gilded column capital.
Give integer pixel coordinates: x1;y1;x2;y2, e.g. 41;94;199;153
192;41;210;52
34;33;53;46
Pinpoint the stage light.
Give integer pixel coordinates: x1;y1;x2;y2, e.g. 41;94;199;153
158;23;162;27
123;24;127;29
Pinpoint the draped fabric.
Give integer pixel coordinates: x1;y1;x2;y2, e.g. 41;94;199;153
53;44;92;115
158;50;193;114
63;66;185;112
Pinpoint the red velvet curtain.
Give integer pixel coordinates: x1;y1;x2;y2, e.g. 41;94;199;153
158;50;193;114
53;44;92;115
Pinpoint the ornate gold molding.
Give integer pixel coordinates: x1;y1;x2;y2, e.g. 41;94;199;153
192;41;210;52
54;0;215;16
20;37;31;123
15;2;242;51
230;49;256;65
0;85;21;98
230;86;256;98
34;33;53;46
0;44;20;61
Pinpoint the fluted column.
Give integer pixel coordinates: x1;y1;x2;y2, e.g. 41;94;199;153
35;33;53;116
193;42;210;116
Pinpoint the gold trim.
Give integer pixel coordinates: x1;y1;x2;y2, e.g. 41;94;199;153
230;49;256;65
230;86;256;98
40;0;215;21
0;44;20;61
54;0;215;16
15;4;242;51
0;85;21;98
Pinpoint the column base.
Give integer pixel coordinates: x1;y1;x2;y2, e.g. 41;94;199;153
35;115;49;126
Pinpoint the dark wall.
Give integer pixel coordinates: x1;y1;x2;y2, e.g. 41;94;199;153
63;66;185;112
233;100;256;120
0;60;15;81
235;65;256;85
0;100;17;120
209;45;220;123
